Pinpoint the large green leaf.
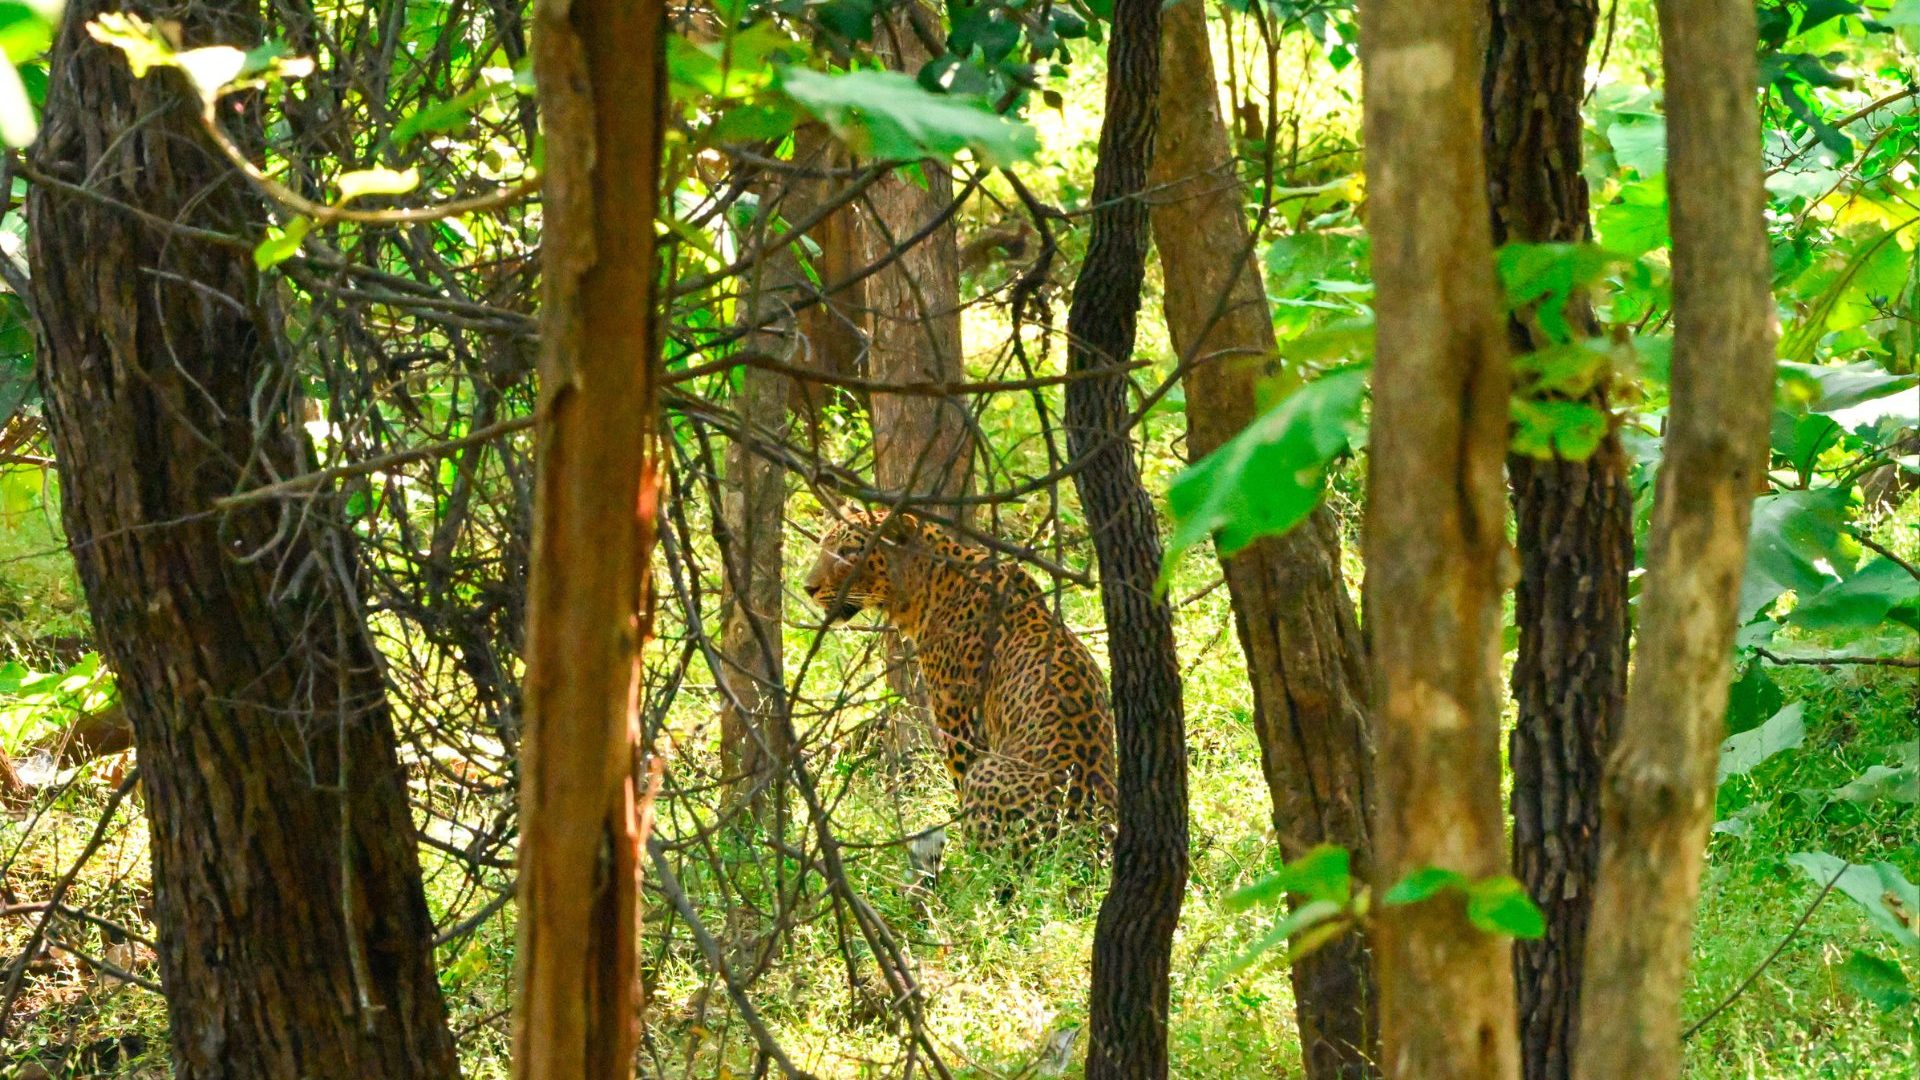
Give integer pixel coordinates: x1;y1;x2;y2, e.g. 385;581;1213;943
1464;876;1546;939
778;68;1037;167
1788;852;1920;951
1716;703;1805;783
1776;360;1918;414
1788;558;1920;632
1595;177;1669;258
1827;762;1919;806
1161;366;1367;584
1740;489;1855;620
1839;950;1915;1011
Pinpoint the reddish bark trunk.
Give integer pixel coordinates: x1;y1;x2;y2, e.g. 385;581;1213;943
512;0;667;1075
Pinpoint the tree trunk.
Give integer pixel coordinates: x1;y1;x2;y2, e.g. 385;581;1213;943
1148;3;1377;1075
1067;0;1189;1075
866;4;973;748
719;149;821;815
865;7;972;510
513;0;666;1075
26;4;457;1076
1574;2;1776;1077
1357;3;1521;1079
1481;5;1631;1078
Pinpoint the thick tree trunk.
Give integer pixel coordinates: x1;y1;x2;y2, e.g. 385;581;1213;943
1574;3;1776;1077
1357;3;1521;1079
1148;3;1377;1075
1067;0;1189;1075
513;0;666;1076
26;4;457;1076
1482;5;1631;1078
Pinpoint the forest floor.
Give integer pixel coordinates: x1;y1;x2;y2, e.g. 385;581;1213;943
0;489;1913;1078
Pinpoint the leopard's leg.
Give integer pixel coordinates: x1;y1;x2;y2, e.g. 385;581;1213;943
960;755;1061;865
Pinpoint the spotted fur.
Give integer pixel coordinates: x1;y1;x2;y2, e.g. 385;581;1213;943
803;510;1118;849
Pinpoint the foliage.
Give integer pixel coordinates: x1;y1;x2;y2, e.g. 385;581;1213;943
0;0;1913;1073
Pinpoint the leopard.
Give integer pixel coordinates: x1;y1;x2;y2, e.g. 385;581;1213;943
803;509;1118;852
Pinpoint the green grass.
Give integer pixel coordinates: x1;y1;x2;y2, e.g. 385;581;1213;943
1;468;1914;1078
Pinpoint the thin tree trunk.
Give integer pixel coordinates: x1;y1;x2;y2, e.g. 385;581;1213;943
1149;3;1377;1075
866;4;973;749
1068;0;1189;1074
26;3;457;1075
790;152;869;435
1574;2;1776;1076
719;147;821;815
1481;4;1631;1077
1357;3;1521;1078
513;0;666;1075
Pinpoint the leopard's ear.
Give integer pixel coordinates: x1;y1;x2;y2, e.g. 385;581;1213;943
876;509;922;541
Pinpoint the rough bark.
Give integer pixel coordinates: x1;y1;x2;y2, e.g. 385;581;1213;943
513;0;666;1076
25;3;457;1075
1357;3;1521;1079
1574;2;1776;1077
719;149;821;813
865;6;972;510
1067;0;1189;1074
1482;4;1632;1077
1148;2;1377;1075
864;6;974;745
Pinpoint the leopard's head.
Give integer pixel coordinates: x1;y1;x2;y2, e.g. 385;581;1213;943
804;509;915;624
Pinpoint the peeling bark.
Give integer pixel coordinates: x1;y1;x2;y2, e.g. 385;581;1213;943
1575;2;1777;1076
513;0;667;1075
1358;2;1521;1077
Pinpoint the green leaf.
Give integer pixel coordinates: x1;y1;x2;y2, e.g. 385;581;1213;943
1778;230;1910;363
1216;899;1345;980
1828;763;1919;806
777;68;1037;167
1839;951;1914;1011
1740;488;1855;620
254;216;312;269
1776;360;1919;414
1605;114;1666;177
1595;177;1669;258
1510;398;1608;460
1788;852;1920;951
1716;703;1805;783
1161;365;1367;583
1225;844;1352;911
1495;242;1623;343
336;166;420;203
0;3;54;65
0;54;33;147
1464;876;1546;939
1770;410;1841;476
1382;866;1467;906
1788;558;1920;632
1724;661;1784;734
394;81;513;147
